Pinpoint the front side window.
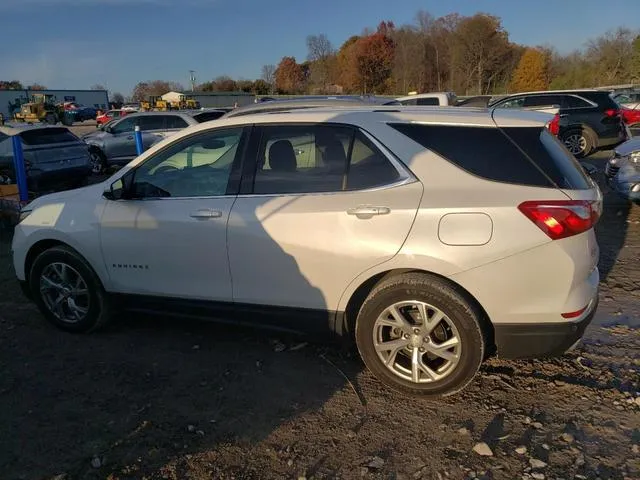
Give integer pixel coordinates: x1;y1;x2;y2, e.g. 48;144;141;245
111;117;136;134
252;124;402;194
130;127;243;198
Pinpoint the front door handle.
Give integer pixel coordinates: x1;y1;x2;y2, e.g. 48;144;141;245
127;135;134;140
347;206;391;219
190;209;223;220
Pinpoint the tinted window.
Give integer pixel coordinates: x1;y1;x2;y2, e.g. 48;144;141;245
389;123;553;187
564;95;592;108
579;92;619;110
132;128;243;198
500;128;590;189
523;95;563;108
111;117;136;134
496;97;525;109
416;97;440;106
400;99;418;106
253;125;401;194
139;116;166;131
166;115;189;129
20;128;79;146
193;111;225;123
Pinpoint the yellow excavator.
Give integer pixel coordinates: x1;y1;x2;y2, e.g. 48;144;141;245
169;94;200;110
140;96;170;111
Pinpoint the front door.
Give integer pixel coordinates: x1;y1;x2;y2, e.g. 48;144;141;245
100;126;247;300
227;124;423;312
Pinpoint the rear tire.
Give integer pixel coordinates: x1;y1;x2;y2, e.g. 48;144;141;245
29;246;111;333
355;273;485;397
561;128;594;158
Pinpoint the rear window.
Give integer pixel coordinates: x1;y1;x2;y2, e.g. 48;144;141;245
389;123;590;189
19;128;79;146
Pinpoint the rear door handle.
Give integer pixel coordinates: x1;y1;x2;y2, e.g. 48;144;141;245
190;209;222;220
347;206;391;219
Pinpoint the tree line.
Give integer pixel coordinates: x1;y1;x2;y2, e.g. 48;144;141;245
2;11;639;99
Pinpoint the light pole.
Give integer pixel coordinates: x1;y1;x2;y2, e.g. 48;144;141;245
189;70;196;92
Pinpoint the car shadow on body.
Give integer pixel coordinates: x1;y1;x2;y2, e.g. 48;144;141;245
0;195;360;480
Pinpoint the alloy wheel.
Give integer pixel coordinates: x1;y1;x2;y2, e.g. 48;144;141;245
372;300;461;384
89;151;104;174
39;262;90;324
564;134;587;156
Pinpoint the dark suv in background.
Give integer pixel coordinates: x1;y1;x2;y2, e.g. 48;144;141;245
490;90;626;157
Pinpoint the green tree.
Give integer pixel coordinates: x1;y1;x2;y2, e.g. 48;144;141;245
510;48;550;92
0;80;23;90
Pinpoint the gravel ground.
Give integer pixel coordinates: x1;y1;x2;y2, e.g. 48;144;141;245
0;150;638;480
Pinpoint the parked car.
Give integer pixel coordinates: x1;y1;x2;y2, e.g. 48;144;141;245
489;90;627;157
391;92;458;106
0;125;91;194
121;103;140;112
605;136;640;202
95;109;130;127
612;91;640;110
454;95;494;107
13;106;601;396
82;111;201;174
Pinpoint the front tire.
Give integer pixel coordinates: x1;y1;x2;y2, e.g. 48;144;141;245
44;113;57;125
355;273;486;397
29;246;111;333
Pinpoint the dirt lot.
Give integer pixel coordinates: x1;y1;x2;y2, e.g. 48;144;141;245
0;151;638;480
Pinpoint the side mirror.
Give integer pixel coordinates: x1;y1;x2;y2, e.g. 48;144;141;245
103;178;124;200
105;125;113;134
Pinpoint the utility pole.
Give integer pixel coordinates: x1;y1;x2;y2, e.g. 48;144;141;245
189;70;196;92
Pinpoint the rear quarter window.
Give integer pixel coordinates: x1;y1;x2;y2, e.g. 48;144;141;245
389;123;590;189
19;128;79;146
579;92;619;110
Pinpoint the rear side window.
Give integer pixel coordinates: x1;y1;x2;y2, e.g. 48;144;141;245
564;95;592;108
416;97;440;106
139;116;166;131
501;128;591;189
19;128;79;146
579;92;619;110
389;123;589;189
523;95;563;108
166;116;189;129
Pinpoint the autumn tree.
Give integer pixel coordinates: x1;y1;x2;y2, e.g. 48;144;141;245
131;80;184;101
90;84;106;90
586;27;635;85
510;48;550;92
0;80;23;90
111;92;125;104
306;33;335;93
275;56;305;94
632;35;640;82
261;64;276;92
452;14;512;94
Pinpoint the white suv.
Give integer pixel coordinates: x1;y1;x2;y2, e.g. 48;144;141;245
12;106;602;396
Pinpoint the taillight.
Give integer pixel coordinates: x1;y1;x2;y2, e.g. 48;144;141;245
604;108;620;118
546;114;560;136
518;200;601;240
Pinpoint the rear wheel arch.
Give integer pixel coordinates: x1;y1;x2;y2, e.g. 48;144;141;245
342;268;495;354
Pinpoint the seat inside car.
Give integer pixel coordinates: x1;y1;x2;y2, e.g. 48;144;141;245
268;140;297;172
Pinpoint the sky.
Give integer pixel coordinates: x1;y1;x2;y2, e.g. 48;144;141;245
1;0;639;96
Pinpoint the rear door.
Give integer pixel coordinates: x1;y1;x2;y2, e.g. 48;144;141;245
227;123;423;313
107;116;138;159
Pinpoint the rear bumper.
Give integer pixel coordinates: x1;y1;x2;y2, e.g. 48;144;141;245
494;296;598;359
597;128;627;148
